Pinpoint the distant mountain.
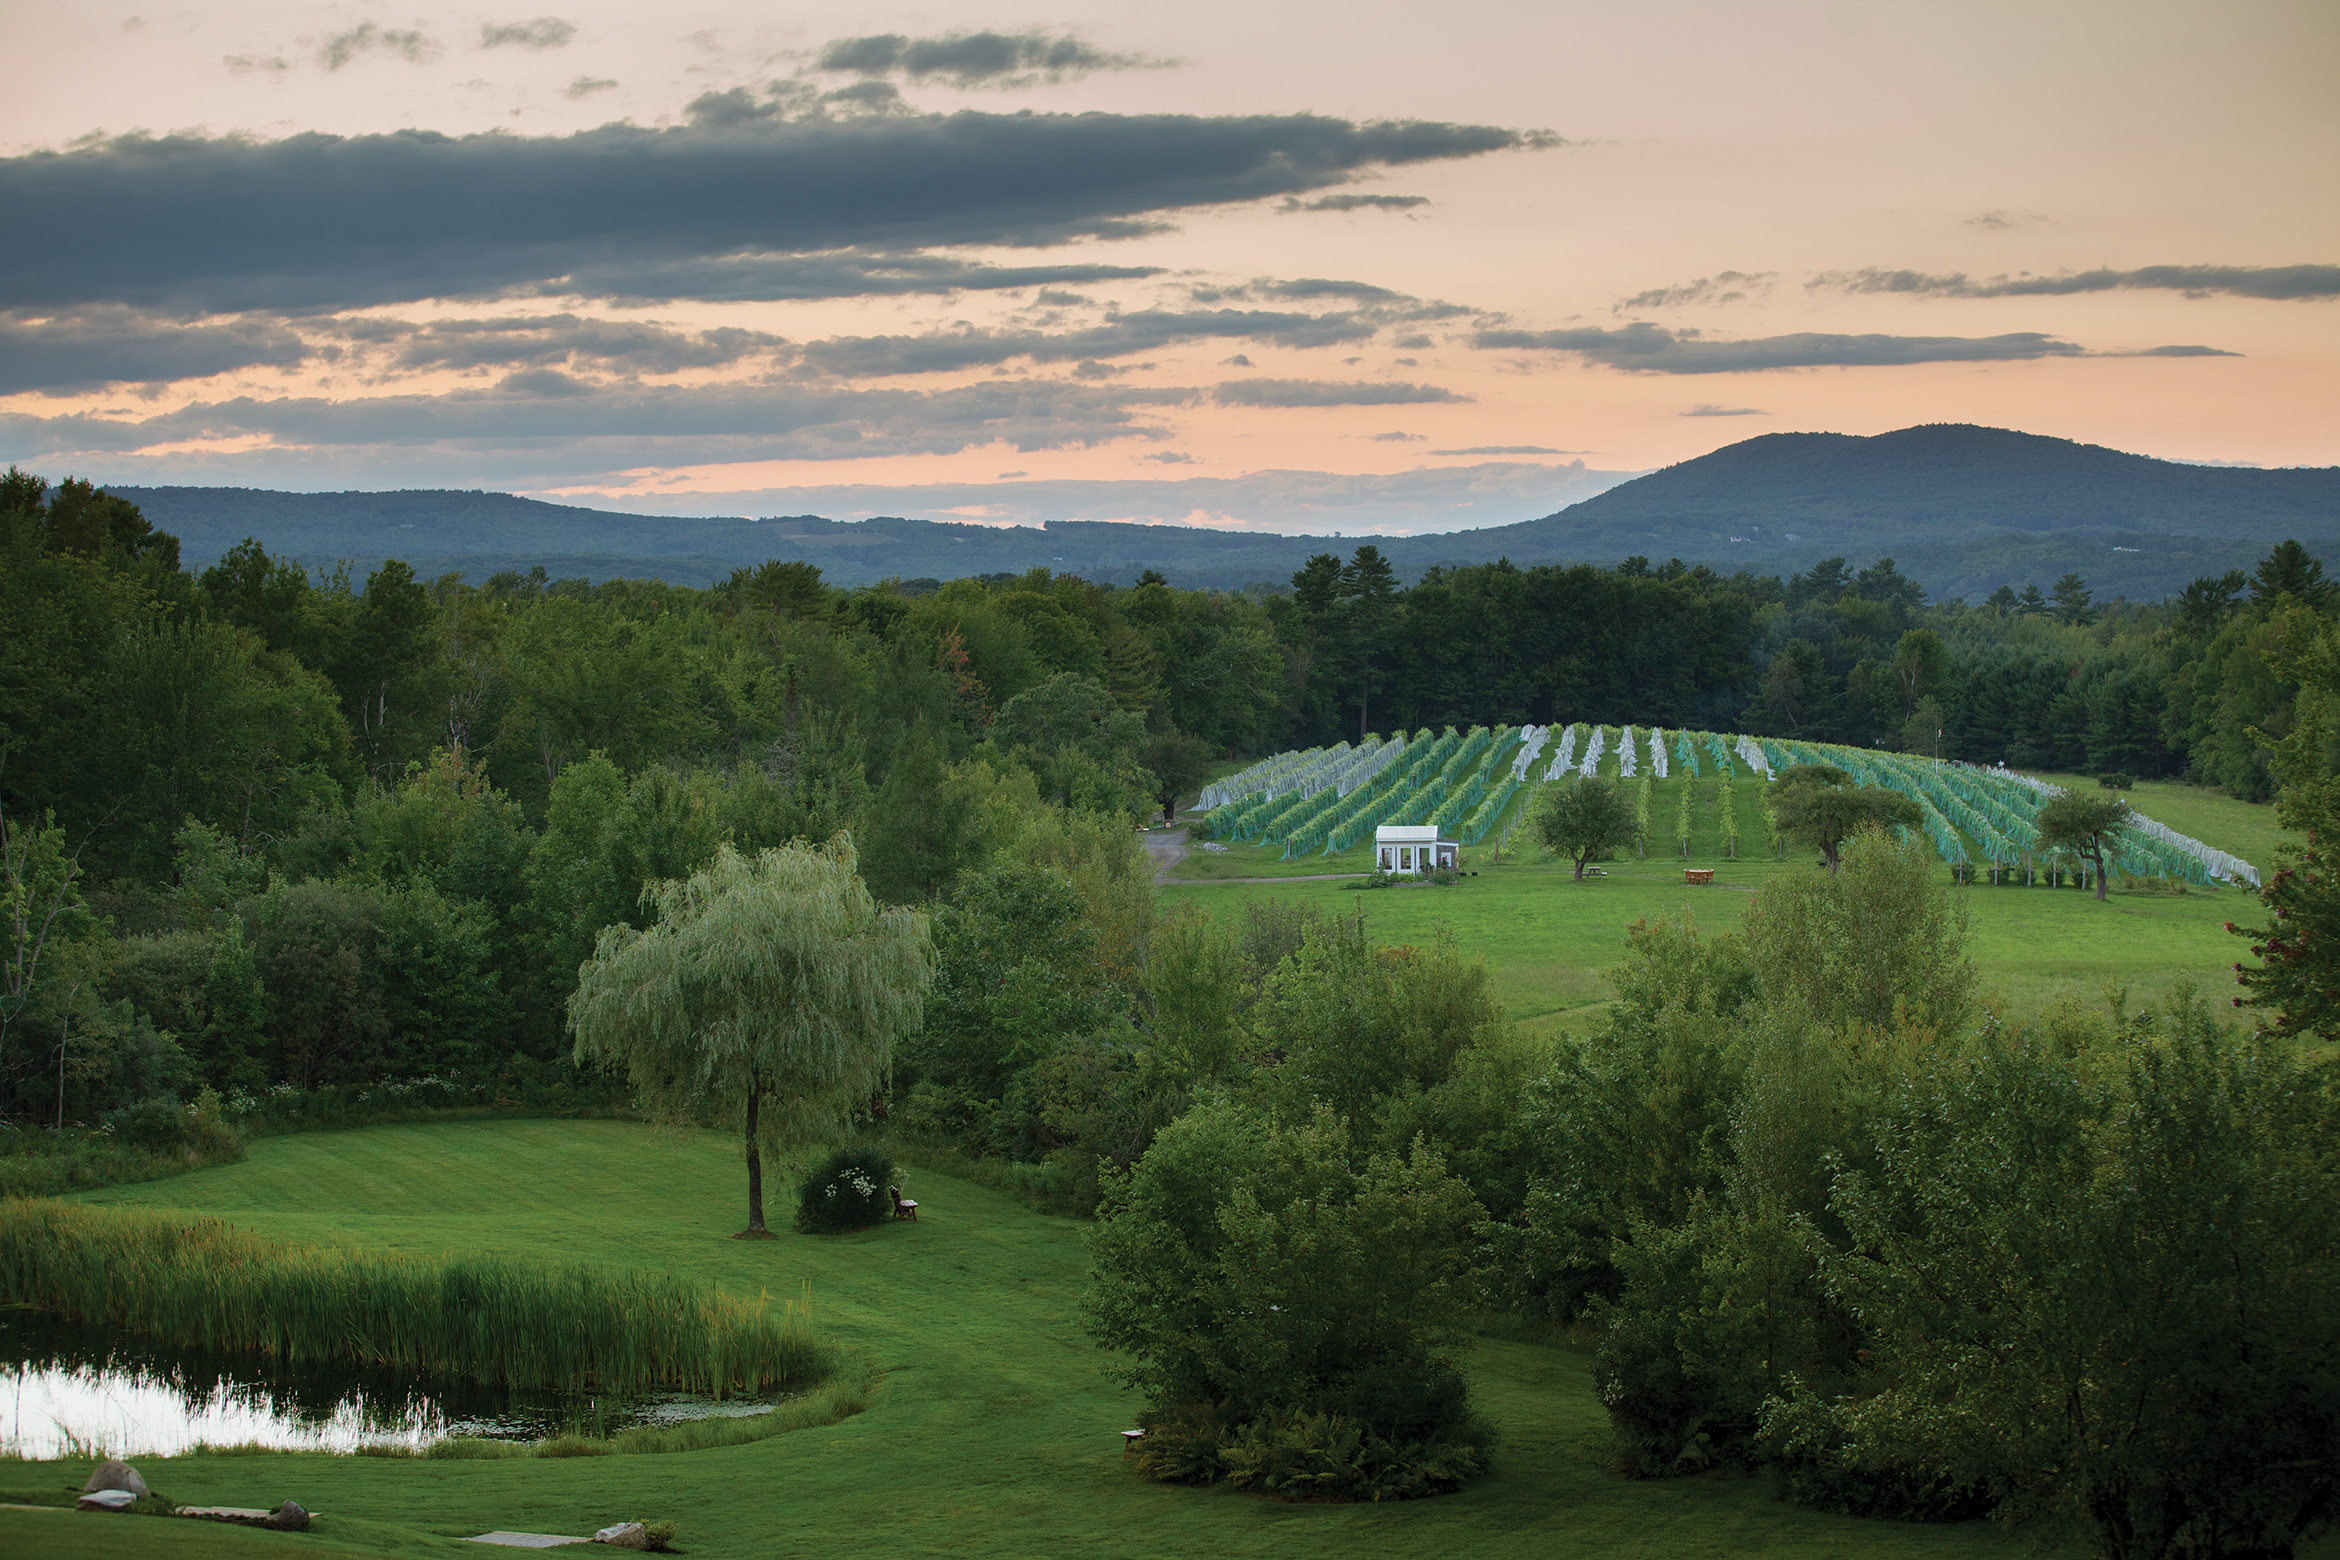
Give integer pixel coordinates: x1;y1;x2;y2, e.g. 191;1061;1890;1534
115;424;2340;601
1470;423;2340;557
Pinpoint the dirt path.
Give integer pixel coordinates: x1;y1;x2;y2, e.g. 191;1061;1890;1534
1177;873;1373;886
1141;826;1190;884
1143;827;1375;886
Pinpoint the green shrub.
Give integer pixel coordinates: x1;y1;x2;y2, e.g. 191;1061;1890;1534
1130;1400;1233;1484
795;1144;895;1233
2097;771;2136;790
1087;1101;1492;1500
107;1096;190;1150
1757;1388;1989;1521
1221;1406;1487;1501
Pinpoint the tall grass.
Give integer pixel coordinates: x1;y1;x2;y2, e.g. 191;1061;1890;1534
0;1199;825;1397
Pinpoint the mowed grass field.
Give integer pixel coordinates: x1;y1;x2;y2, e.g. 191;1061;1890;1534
14;1122;2060;1560
1166;766;2288;1035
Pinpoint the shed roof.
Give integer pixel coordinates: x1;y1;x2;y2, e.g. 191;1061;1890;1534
1375;825;1441;843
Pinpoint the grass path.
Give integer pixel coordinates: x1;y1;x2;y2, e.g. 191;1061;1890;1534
20;1121;2048;1560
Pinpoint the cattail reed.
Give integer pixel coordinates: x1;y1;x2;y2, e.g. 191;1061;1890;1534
0;1200;825;1398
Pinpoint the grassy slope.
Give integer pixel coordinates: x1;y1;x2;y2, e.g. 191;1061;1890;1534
1171;760;2270;1033
23;1121;2037;1560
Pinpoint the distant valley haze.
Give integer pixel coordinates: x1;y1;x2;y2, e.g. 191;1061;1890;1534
2;0;2333;537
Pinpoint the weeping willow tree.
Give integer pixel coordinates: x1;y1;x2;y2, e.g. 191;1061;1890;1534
570;838;935;1239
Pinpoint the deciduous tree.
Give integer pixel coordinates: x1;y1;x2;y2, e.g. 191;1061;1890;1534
1535;775;1638;880
568;839;934;1237
1767;765;1922;873
2034;789;2133;901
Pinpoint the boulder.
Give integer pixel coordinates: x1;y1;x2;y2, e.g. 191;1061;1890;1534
592;1521;650;1549
76;1489;138;1512
83;1459;149;1497
270;1501;311;1531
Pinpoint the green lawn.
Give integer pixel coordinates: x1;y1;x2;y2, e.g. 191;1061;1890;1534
17;1121;2048;1560
1168;855;2251;1035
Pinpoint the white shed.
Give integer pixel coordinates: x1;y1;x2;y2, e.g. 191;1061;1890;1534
1375;824;1458;875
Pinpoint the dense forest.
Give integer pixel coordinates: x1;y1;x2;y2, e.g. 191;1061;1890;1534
1;462;2332;1130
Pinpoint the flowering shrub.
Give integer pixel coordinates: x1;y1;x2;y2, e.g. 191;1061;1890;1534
795;1144;897;1233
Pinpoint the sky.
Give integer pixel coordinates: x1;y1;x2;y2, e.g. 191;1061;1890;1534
1;0;2334;535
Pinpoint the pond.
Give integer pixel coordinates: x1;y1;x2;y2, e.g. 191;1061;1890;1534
0;1310;789;1458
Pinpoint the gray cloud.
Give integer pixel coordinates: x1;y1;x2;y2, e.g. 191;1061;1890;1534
1370;431;1424;442
337;313;795;375
1615;270;1774;311
811;30;1166;87
1475;322;2091;373
481;18;575;50
1195;277;1411;304
1279;194;1429;213
320;24;438;70
1;112;1537;313
1816;263;2340;302
1;379;1187;484
2127;344;2242;357
1966;210;2050;230
565;77;616;98
1682;403;1768;416
537;253;1166;307
224;53;292;74
1210;379;1465;407
1141;451;1193;463
798;307;1387;378
0;309;309;393
1431;444;1573;455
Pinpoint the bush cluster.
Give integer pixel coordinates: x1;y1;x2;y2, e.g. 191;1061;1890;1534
794;1144;896;1234
1520;829;2340;1560
1088;1104;1493;1502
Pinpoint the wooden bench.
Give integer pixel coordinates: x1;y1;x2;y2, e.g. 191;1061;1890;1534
889;1186;918;1221
1684;868;1715;885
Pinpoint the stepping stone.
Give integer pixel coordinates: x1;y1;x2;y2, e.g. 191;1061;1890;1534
466;1533;589;1548
76;1490;138;1512
179;1506;279;1525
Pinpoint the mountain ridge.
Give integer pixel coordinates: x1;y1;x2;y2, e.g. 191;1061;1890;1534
108;424;2340;601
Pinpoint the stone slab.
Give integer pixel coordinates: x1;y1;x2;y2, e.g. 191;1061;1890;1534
179;1506;275;1524
466;1534;589;1549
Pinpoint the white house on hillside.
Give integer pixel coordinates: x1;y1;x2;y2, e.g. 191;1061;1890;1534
1375;824;1458;875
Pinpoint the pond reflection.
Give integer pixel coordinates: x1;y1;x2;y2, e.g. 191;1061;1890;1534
0;1311;785;1458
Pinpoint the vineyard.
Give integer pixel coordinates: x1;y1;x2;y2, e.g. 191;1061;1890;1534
1196;724;2261;889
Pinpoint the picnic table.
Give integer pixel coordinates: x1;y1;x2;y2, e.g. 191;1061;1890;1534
1683;868;1715;885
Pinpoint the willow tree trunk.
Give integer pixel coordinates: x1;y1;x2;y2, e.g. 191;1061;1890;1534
738;1082;772;1238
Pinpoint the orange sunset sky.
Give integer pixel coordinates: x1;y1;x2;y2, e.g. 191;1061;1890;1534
2;0;2333;533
